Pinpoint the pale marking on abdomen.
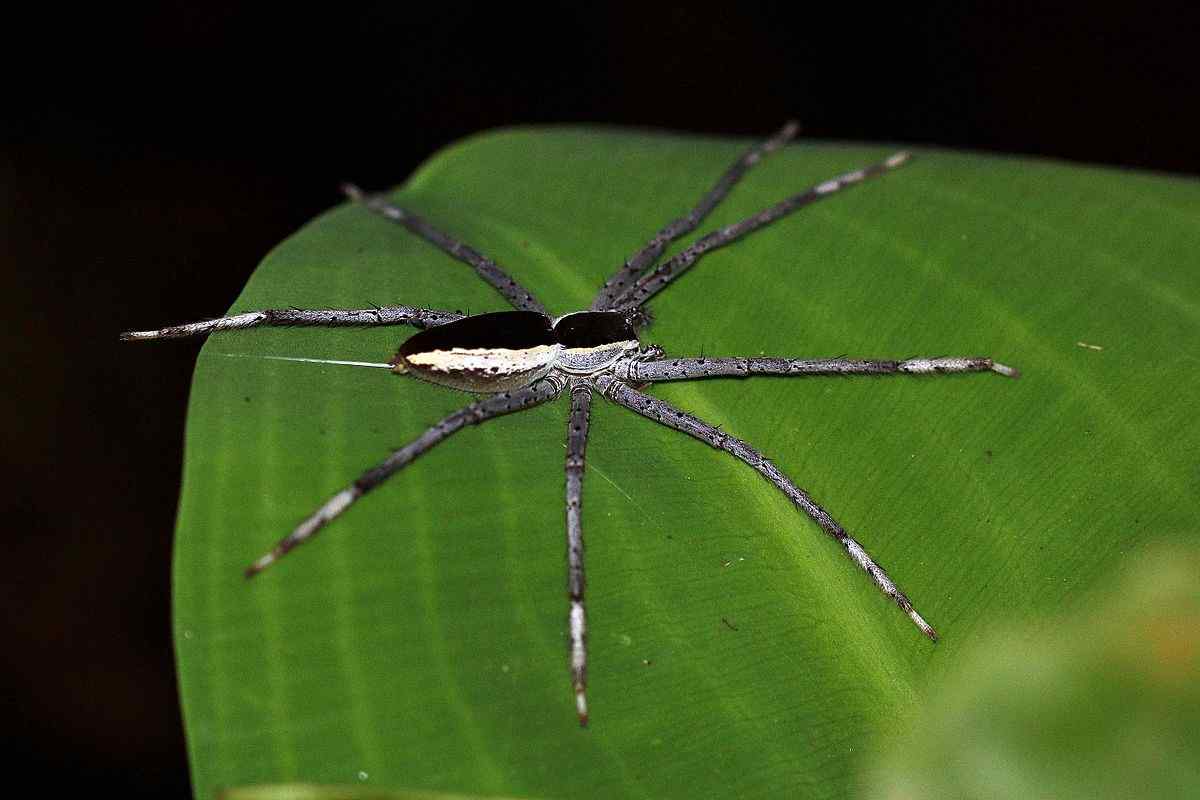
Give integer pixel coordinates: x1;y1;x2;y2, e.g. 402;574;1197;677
405;344;562;374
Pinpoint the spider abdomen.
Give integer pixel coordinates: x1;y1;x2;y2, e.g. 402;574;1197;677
394;310;559;391
394;309;639;392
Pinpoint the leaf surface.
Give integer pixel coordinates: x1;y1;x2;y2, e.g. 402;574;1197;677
173;128;1200;799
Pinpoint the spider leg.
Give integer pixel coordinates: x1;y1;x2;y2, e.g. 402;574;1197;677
120;305;464;341
590;374;938;641
564;379;593;726
620;355;1020;382
244;376;565;577
341;184;548;315
590;121;800;312
609;151;911;311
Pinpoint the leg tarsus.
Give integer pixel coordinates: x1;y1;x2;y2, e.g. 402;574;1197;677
990;362;1020;379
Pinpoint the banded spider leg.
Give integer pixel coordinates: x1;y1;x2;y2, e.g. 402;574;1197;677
246;376;565;576
577;127;1013;694
562;121;809;721
592;373;942;637
121;173;558;566
599;146;912;311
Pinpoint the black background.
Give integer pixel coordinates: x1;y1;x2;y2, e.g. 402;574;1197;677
4;2;1197;797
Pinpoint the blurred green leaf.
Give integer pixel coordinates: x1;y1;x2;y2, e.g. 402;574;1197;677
172;129;1200;799
863;546;1200;799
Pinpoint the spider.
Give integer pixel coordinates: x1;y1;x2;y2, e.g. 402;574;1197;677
123;122;1017;727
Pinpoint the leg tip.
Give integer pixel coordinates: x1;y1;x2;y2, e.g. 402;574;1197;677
575;689;588;728
992;362;1021;379
244;551;277;579
340;182;365;201
907;607;939;642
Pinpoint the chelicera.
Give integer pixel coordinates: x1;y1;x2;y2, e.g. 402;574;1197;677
123;123;1017;726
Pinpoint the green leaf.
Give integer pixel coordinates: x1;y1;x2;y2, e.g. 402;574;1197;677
863;546;1200;799
219;784;519;800
173;128;1200;799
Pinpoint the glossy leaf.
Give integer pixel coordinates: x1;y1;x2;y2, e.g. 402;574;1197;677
172;129;1200;799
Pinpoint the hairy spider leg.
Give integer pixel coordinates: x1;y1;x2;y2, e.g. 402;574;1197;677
245;377;565;578
561;122;807;718
561;124;814;717
342;183;548;315
620;356;1020;382
120;305;463;341
125;174;552;340
591;373;939;641
609;151;911;311
590;121;800;311
563;379;592;726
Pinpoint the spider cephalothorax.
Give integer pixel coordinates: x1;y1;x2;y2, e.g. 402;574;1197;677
124;122;1017;726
